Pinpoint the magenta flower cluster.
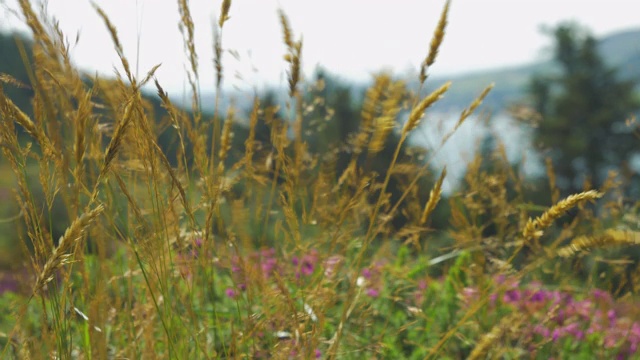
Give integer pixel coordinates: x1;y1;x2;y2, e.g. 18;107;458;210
361;261;386;298
461;275;640;358
227;248;321;297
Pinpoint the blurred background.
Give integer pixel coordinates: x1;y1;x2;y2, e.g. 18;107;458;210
1;0;639;291
2;0;639;186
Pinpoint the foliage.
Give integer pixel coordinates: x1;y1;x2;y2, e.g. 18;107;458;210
527;22;640;194
0;2;640;360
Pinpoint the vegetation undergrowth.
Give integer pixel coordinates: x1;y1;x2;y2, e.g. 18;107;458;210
1;0;639;359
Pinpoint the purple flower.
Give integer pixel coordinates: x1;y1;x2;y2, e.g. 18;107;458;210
572;300;593;319
293;251;318;278
362;268;372;279
366;288;380;298
592;288;612;302
530;290;546;302
300;252;317;276
225;288;237;299
564;323;584;340
631;322;640;339
418;279;427;290
315;349;322;358
503;289;521;303
301;260;314;276
608;310;617;325
533;325;550;338
554;310;566;324
261;257;277;275
231;256;242;273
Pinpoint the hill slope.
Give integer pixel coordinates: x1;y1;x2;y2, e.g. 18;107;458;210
426;27;640;111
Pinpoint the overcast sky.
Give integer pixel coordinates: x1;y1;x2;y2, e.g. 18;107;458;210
2;0;639;92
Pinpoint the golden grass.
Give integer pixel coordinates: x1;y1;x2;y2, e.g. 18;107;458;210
33;204;104;295
420;167;446;225
523;190;604;242
0;0;638;358
404;81;451;134
557;229;640;258
420;0;451;84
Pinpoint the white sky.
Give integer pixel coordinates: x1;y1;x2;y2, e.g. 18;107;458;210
1;0;639;92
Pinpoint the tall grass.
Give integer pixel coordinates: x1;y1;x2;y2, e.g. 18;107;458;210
1;1;640;359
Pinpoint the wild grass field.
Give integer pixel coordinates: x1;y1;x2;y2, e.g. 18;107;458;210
1;0;640;359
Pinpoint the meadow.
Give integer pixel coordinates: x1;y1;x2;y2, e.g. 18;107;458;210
1;0;640;359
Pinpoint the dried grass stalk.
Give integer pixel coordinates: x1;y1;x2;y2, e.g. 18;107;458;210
468;312;522;360
369;80;405;153
278;9;294;48
219;0;232;28
457;83;494;125
545;157;560;204
403;81;451;134
218;105;235;171
420;167;447;224
557;229;640;258
420;0;450;83
243;97;260;172
213;26;223;89
441;83;494;145
33;204;105;294
523;190;603;241
279;9;302;97
178;0;198;78
73;89;93;182
357;74;391;151
93;4;133;82
99;97;135;180
0;85;57;158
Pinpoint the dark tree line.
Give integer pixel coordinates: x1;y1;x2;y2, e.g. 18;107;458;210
528;22;640;195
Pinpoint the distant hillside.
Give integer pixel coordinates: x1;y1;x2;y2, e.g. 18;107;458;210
425;27;640;111
194;28;640;116
0;31;251;166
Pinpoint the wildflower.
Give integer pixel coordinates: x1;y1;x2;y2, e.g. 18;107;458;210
261;257;278;275
572;299;593;319
193;237;203;248
530;290;546;302
362;268;372;279
533;324;550;338
225;288;237;299
563;323;584;340
592;288;612;303
366;288;380;298
293;250;318;278
503;289;521;303
300;254;317;276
